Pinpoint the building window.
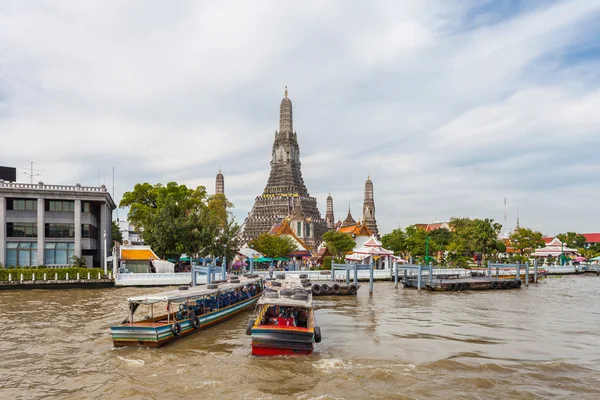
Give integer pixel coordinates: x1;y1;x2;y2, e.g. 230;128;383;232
297;222;302;236
7;199;37;211
82;202;90;213
6;242;38;267
45;223;75;238
46;200;75;212
44;242;75;265
7;222;37;237
305;223;311;237
81;224;98;239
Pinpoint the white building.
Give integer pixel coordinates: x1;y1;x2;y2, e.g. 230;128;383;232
117;219;143;245
0;180;116;268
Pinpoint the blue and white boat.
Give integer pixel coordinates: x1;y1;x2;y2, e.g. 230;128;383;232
111;276;263;348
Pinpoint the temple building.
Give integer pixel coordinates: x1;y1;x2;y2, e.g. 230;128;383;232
215;167;224;195
268;218;312;259
362;176;379;238
243;88;327;250
325;193;334;230
336;205;372;248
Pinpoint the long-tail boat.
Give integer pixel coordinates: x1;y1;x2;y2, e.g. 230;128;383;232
246;275;321;356
111;276;263;348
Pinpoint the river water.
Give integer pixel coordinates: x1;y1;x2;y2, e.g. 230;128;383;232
1;275;599;399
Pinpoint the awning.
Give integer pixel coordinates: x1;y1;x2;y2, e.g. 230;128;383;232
121;249;159;261
255;257;274;262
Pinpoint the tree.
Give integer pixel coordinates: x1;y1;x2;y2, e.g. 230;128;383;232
381;228;407;257
322;230;356;262
120;182;214;259
556;232;586;249
201;216;244;270
249;234;297;259
495;239;507;254
112;220;123;243
207;194;233;229
404;225;429;259
510;227;545;257
471;218;503;261
429;227;453;251
448;217;475;255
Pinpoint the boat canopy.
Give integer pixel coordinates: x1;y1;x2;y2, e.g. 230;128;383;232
257;295;312;308
127;277;263;305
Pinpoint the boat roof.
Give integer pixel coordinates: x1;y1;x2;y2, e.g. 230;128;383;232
258;275;313;308
257;296;312;308
127;277;263;304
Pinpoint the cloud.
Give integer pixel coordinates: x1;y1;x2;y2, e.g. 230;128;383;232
1;0;599;237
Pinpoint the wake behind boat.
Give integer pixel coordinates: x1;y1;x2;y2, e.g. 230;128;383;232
111;276;263;348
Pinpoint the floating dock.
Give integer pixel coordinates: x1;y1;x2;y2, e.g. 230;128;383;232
404;277;522;291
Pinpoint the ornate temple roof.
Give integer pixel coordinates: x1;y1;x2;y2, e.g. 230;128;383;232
269;219;310;252
338;221;372;237
341;206;356;227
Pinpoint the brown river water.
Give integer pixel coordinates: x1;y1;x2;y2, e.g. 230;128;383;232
1;275;599;400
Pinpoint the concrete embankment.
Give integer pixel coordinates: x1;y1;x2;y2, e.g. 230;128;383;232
0;278;114;290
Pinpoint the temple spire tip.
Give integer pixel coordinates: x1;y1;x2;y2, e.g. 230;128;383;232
284;85;288;98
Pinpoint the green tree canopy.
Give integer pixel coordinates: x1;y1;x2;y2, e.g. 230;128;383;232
556;232;586;249
381;228;407;257
249;233;297;259
448;217;502;260
112;220;123;243
201;216;243;270
429;227;453;250
510;227;545;257
120;182;215;259
404;225;429;258
322;230;356;262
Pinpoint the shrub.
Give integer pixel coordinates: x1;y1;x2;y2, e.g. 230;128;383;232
70;255;87;268
323;256;332;270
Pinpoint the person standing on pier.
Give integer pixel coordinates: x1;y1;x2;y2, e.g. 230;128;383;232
268;262;274;278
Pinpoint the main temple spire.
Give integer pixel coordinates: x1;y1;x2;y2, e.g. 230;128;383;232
279;86;293;134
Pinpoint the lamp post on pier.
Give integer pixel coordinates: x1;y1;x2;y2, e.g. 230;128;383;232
103;230;108;275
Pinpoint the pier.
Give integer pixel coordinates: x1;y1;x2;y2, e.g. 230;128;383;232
396;262;541;292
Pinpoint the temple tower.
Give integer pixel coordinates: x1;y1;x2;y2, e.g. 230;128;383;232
362;176;379;237
341;205;356;228
215;167;224;195
243;88;327;250
325;193;335;229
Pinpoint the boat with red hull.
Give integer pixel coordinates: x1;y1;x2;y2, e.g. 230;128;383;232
247;276;321;356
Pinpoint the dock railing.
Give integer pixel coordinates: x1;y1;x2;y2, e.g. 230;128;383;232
331;263;374;294
487;260;539;286
191;259;227;286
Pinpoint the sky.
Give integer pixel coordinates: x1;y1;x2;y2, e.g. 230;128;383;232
1;0;599;237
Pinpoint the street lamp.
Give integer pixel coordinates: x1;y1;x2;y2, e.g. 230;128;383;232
103;230;108;275
223;242;228;279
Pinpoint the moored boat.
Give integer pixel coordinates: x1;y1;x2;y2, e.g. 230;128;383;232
247;276;321;356
111;276;263;348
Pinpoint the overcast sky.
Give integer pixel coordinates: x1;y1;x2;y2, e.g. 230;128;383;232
1;0;599;236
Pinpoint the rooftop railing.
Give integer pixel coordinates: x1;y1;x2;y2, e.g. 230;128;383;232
0;180;107;192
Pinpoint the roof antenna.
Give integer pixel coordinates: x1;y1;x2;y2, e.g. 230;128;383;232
24;161;41;184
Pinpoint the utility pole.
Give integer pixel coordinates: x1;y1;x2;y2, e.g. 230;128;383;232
23;161;41;184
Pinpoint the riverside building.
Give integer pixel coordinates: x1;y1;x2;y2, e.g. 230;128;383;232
0;180;116;268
